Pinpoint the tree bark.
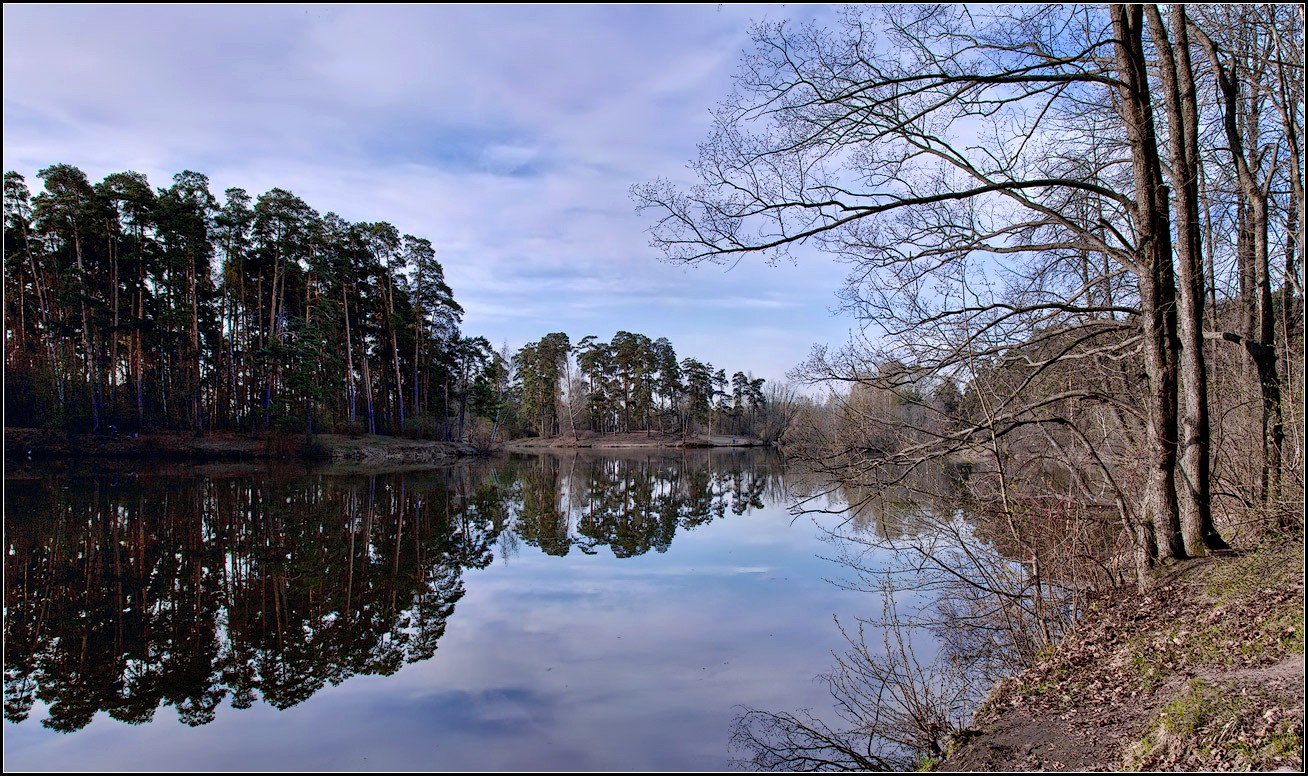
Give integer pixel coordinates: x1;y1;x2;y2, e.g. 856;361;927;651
1112;4;1185;566
1192;17;1285;506
343;284;357;425
1146;5;1227;554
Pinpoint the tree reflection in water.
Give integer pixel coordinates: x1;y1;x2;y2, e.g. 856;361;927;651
730;591;983;772
4;466;501;732
510;451;773;557
4;450;784;733
734;460;1122;770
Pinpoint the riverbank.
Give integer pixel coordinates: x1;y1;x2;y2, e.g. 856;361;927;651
502;431;767;452
938;539;1305;771
4;427;478;466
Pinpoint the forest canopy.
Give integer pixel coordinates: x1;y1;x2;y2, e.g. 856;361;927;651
3;168;773;446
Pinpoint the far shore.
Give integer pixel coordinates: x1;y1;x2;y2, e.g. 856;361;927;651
4;427;477;466
3;427;770;468
500;431;769;452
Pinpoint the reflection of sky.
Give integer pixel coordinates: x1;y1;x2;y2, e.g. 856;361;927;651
4;467;889;772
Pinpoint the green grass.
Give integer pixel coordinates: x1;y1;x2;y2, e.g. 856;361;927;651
1231;719;1305;764
1205;542;1305;602
1268;609;1306;654
1155;679;1227;737
1126;648;1163;691
1125;678;1304;770
1125;679;1240;768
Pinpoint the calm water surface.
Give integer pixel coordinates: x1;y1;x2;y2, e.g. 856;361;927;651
3;449;873;771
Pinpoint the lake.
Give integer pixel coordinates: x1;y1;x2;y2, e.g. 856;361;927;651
3;449;887;771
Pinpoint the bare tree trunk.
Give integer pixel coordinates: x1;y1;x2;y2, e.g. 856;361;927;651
443;376;452;441
381;269;405;434
1193;18;1285;507
264;252;282;433
190;250;202;436
343;284;357;425
412;276;423;420
361;345;376;435
1147;5;1227;554
390;313;405;435
1113;4;1185;565
20;214;65;407
109;231;119;424
71;223;101;433
412;320;422;420
133;286;143;425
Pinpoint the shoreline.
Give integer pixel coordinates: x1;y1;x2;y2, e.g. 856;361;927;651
501;431;769;452
936;541;1305;771
3;427;770;467
3;427;479;466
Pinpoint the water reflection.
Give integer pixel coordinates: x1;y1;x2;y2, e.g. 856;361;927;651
730;455;1126;771
4;450;786;734
512;451;779;557
4;467;501;732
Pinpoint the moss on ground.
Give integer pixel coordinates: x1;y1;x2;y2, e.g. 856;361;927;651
1126;678;1304;770
938;538;1305;772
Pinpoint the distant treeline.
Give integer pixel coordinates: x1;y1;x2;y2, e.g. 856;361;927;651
2;166;772;443
510;330;769;439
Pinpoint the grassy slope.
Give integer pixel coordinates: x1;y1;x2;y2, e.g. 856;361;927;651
939;540;1305;772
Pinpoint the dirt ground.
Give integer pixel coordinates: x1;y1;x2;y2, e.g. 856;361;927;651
939;542;1306;772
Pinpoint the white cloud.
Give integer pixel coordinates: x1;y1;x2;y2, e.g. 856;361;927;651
2;3;853;385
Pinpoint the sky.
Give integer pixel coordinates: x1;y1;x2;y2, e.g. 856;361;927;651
2;4;858;386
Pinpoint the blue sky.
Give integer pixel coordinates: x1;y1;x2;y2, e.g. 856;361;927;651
2;4;856;385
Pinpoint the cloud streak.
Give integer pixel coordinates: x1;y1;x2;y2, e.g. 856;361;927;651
2;3;854;382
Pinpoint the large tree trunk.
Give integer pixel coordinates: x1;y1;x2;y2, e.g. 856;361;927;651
361;346;376;435
190;250;202;436
385;278;406;435
108;231;119;426
343;284;357;425
1147;5;1228;554
1112;4;1186;569
264;253;282;433
412;278;423;419
71;223;101;433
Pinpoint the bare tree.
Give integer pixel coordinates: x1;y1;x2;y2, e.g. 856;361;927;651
1144;5;1227;555
759;380;807;444
732;595;980;772
634;4;1302;571
1190;5;1301;517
